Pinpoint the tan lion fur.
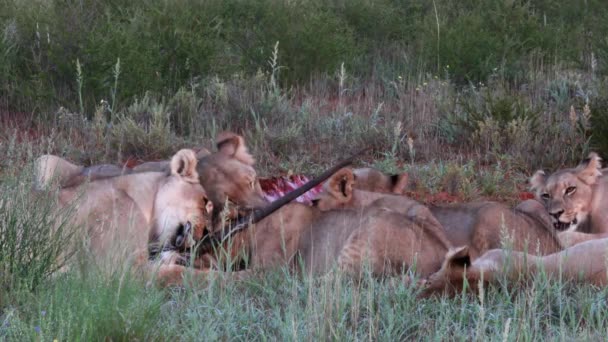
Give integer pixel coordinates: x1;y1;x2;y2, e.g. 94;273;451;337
37;133;267;213
352;167;409;194
157;198;454;286
314;168;562;260
421;237;608;297
51;149;213;285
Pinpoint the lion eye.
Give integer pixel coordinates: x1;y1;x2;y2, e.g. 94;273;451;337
541;193;550;200
565;186;576;196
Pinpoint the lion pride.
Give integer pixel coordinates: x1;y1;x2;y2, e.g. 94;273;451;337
313;168;562;260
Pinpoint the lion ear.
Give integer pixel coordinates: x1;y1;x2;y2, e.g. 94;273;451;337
445;246;471;269
327;168;355;202
216;132;255;166
170;149;199;182
529;170;547;192
204;197;214;214
391;173;409;194
195;146;211;159
577;152;602;185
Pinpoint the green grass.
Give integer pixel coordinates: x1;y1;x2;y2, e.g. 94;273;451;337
3;260;608;340
2;0;608;112
2;272;165;340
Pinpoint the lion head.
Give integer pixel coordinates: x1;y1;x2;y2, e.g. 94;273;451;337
148;149;213;259
530;152;603;232
312;168;356;211
312;167;411;211
197;132;268;215
420;246;506;297
352;167;409;194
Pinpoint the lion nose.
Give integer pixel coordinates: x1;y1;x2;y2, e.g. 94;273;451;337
550;210;564;220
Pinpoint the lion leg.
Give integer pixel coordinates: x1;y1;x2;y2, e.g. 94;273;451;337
337;233;421;286
130;248;248;288
192;253;220;270
151;264;253;288
558;231;608;248
337;230;384;278
153;264;211;288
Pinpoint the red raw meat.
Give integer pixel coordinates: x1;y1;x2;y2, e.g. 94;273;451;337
259;175;323;205
518;192;535;200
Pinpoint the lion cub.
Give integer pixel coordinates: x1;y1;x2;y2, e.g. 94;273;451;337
314;168;562;260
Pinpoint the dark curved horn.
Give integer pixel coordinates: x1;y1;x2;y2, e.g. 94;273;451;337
250;147;370;223
199;148;370;251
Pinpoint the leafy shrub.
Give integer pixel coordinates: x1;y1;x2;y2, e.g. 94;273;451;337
448;91;540;146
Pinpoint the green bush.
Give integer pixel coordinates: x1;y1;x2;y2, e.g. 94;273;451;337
2;0;608;113
110;93;185;160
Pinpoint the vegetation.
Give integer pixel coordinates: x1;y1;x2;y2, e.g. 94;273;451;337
2;0;608;339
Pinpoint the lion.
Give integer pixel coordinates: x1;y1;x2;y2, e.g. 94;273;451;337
530;152;608;233
421;237;608;297
123;132;269;231
313;168;562;260
554;230;608;248
196;132;268;211
52;149;214;284
34;134;273;281
154;169;454;286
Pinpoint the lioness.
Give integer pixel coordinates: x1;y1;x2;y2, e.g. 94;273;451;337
530;152;608;233
54;149;213;283
421;237;608;297
314;168;562;260
131;132;269;233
